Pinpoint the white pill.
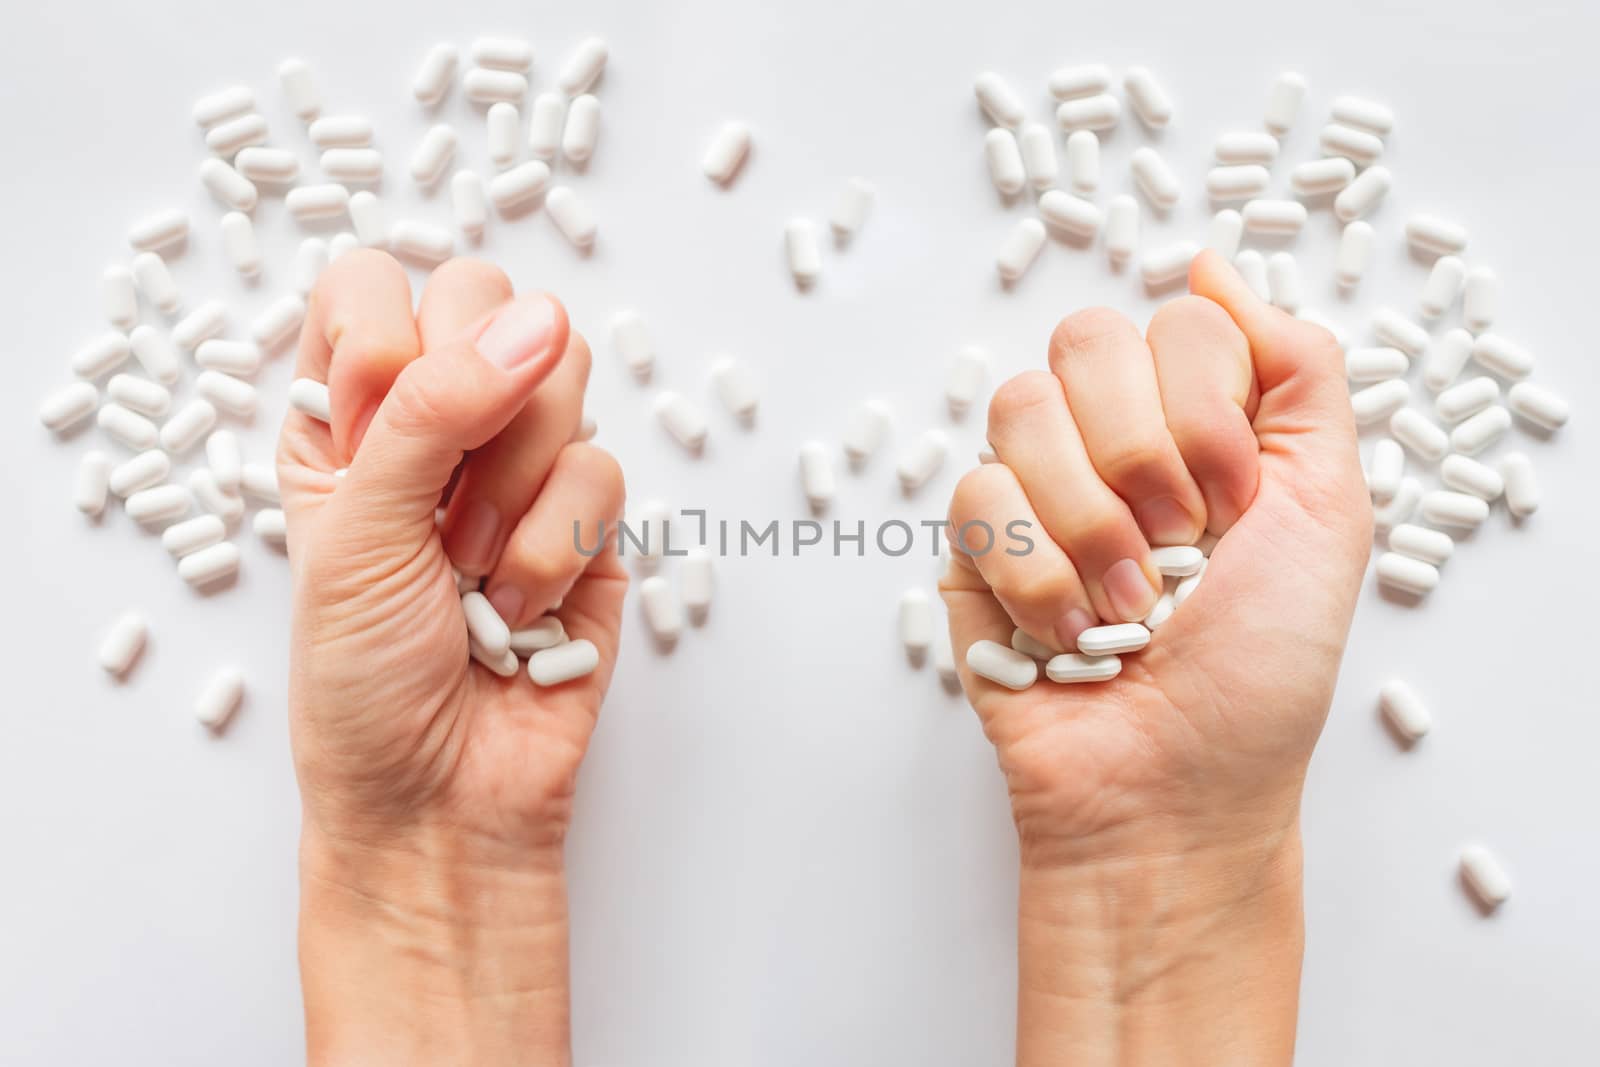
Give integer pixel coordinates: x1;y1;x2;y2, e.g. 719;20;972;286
1506;382;1568;431
126;483;191;524
177;540;239;586
710;356;759;422
966;639;1038;689
489;160;551;213
1390;524;1454;568
128;209;188;254
1462;267;1499;333
973;71;1024;127
198;158;258;213
98;402;159;450
470;36;532;72
463;68;526;106
1379;679;1430;741
195;339;261;378
1131;148;1180;210
637;574;683;647
1105;195;1139;269
787;440;834;514
289;238;329;297
1470;333;1534;381
192;467;245;522
1038;190;1101;239
207;430;241;490
1335;221;1374;290
1235;249;1269;300
1263;72;1307;136
444;170;487;240
1018;122;1058;190
98;612;148;675
1151;545;1204;577
984;128;1025;197
196;371;257;418
1009;628;1054;661
783;218;822;287
1056;93;1120;131
1459;844;1511;910
287;377;331;423
170;301;226;352
192;86;254;128
934;637;960;690
561;94;600;164
1406;214;1469;257
1141;241;1198;289
328;232;359;261
509;617;566;655
1372;308;1428;358
1375;552;1438;595
829;177;875;241
1373;476;1422;531
162;513;225;558
702;121;752;184
1499;452;1540;518
286;183;350;224
1350;378;1410;425
1291;157;1355;197
98;267;138;334
1205;164;1270;202
109;449;171;497
1144;592;1176;630
205;111;268;158
460;590;510;657
655;391;708;452
1048;64;1111;100
1172;561;1206;606
1267;252;1302;312
897;429;948;493
1077;622;1150;656
252;294;306;349
1441;454;1504;501
843;400;891;467
544;186;597;251
1244;199;1308;237
1389;408;1448;461
945;347;988;418
610;310;655;381
403;125;457;189
71;332;131;380
1320;123;1383;166
1065;130;1099;195
630;499;671;563
528;638;599;686
277;58;321;120
996;218;1046;284
1346;347;1408;383
898;588;934;664
1331;96;1394;136
1419;255;1466;321
306;115;371;152
74;450;111;516
234;146;299;185
1122;66;1172;128
1367;438;1404;502
1417;328;1471;394
480;102;521;170
219;212;261;278
322;148;382;185
1450;405;1510;455
159;398;217;455
1435;375;1499;422
192;667;245;730
412;43;458;106
1420;489;1489;529
391;219;454;264
514;95;565;167
1215;130;1278;165
1046;652;1122;684
557;36;608;96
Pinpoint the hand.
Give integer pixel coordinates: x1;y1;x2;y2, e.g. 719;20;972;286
279;253;626;1066
942;252;1370;1064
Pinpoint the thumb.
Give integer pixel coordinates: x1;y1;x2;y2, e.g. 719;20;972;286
339;292;570;535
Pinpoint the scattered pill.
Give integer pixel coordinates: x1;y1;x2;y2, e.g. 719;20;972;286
98;402;160;451
1018;122;1058;191
159;398;217;455
1122;66;1172;128
1105;195;1138;268
1038;190;1101;239
1263;72;1307;136
1389;524;1454;567
523;93;567;163
1373;308;1429;358
162;513;226;558
391;218;454;263
1506;382;1569;430
655;391;708;453
220;212;262;278
192;467;245;521
1336;221;1374;289
412;43;458;106
484;101;521;169
1441;454;1504;501
1373;477;1422;531
967;639;1038;689
193;667;245;730
1449;405;1510;455
277;58;321;120
897;588;934;665
448;170;488;239
489;160;550;213
206;113;268;157
1350;378;1410;425
610;310;655;381
528;638;599;686
996;217;1046;283
286;184;351;226
1460;845;1511;910
470;36;532;72
192;86;254;128
178;540;240;586
128;209;188;254
1045;652;1122;683
1331;96;1395;136
1064;130;1099;195
562;94;600;164
126;483;192;525
984;128;1025;197
1405;214;1468;257
1215;131;1279;165
1078;622;1150;656
1469;333;1534;381
509;616;566;655
72;450;111;517
702;121;752;184
207;430;241;490
1205;164;1270;202
944;347;988;418
461;590;511;657
1290;157;1356;198
170;301;227;352
1131;148;1180;210
1389;408;1448;461
897;429;948;493
463;68;526;106
1235;249;1269;300
1375;552;1438;595
109;449;171;497
1419;256;1465;320
1056;93;1120;132
1462;267;1498;333
406;125;458;188
321;148;383;185
98;612;148;675
254;507;287;548
1151;545;1204;577
71;332;132;380
1346;347;1409;383
1420;489;1489;529
973;72;1024;127
198;158;258;213
1141;241;1198;289
544;186;596;250
1048;64;1111;100
288;378;331;422
934;637;960;690
195;339;261;377
1499;452;1540;517
196;370;257;418
1242;199;1307;236
843;400;891;468
1267;252;1302;312
557;36;608;95
1320;123;1383;166
1379;679;1431;741
829;177;875;242
234;146;299;185
290;238;328;296
1422;330;1475;393
710;357;759;423
1435;376;1499;422
638;574;684;647
251;294;306;349
328;232;359;260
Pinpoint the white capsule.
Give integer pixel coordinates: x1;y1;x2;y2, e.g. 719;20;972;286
1215;131;1279;165
1121;66;1172;128
996;218;1046;284
109;449;171;497
176;540;239;586
412;43;458;106
964;639;1037;689
784;441;836;515
1204;164;1270;203
97;612;148;676
1470;333;1534;381
1371;308;1428;358
308;115;373;149
1063;130;1099;196
1198;209;1242;260
1018;122;1058;191
843;400;891;468
192;86;254;128
635;574;683;647
327;232;359;261
1172;560;1206;606
508;96;562;169
66;450;111;521
679;549;715;619
207;430;241;491
162;513;225;558
470;36;532;72
463;67;526;107
984;128;1025;197
1331;96;1394;136
1092;195;1133;269
1406;214;1469;257
1389;408;1448;461
1125;149;1177;211
1056;93;1121;132
1263;72;1307;136
195;339;261;378
219;212;261;278
290;238;328;297
1235;249;1269;300
897;429;948;493
527;638;599;686
170;302;226;352
405;125;458;189
128;209;188;254
1441;454;1504;501
159;398;217;455
1367;439;1404;502
1378;679;1430;742
1143;592;1176;630
1267;252;1302;313
459;590;511;657
541;186;595;251
252;294;306;350
1450;405;1511;455
710;357;759;423
555;36;608;96
1039;62;1106;100
391;219;454;264
286;377;331;423
972;71;1024;127
197;158;258;214
191;667;245;731
934;636;960;690
560;93;601;165
1506;382;1568;431
1462;267;1499;333
196;371;257;418
1290;156;1355;198
71;332;131;380
829;177;876;242
97;402;159;451
701;121;752;184
233;147;299;186
1038;190;1102;239
1375;552;1438;595
192;467;245;522
1077;622;1150;656
654;391;708;453
1420;489;1489;529
1346;346;1409;383
629;499;671;563
440;171;487;241
1435;375;1499;422
1459;844;1511;910
1350;378;1410;425
1049;652;1124;684
1387;524;1454;568
284;184;348;225
508;617;566;655
489;160;551;213
1140;241;1198;289
1499;452;1540;518
321;148;382;185
126;483;192;525
1150;545;1204;577
1419;328;1472;393
277;58;321;120
1373;476;1422;531
1243;199;1307;237
1334;221;1374;291
894;588;933;665
205;113;268;157
610;310;655;381
944;347;988;419
1320;123;1383;166
1329;167;1391;229
1420;256;1466;320
482;102;521;170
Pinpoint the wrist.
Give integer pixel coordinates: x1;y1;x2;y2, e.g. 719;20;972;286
299;823;572;1067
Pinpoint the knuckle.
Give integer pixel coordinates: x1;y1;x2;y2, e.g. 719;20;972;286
560;442;626;507
1095;435;1179;491
1062;503;1134;558
988;370;1061;428
949;464;1010;524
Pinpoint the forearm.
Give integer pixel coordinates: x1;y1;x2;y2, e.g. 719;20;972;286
1016;817;1304;1067
299;825;572;1067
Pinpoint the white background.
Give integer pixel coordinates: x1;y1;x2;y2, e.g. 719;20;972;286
2;0;1597;1063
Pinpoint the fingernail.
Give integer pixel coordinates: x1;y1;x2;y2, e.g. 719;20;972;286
1104;558;1160;621
451;499;502;571
1054;607;1096;650
476;294;560;372
1136;496;1197;546
487;583;524;626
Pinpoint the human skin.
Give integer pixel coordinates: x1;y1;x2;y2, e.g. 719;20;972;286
943;252;1372;1065
279;252;626;1067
